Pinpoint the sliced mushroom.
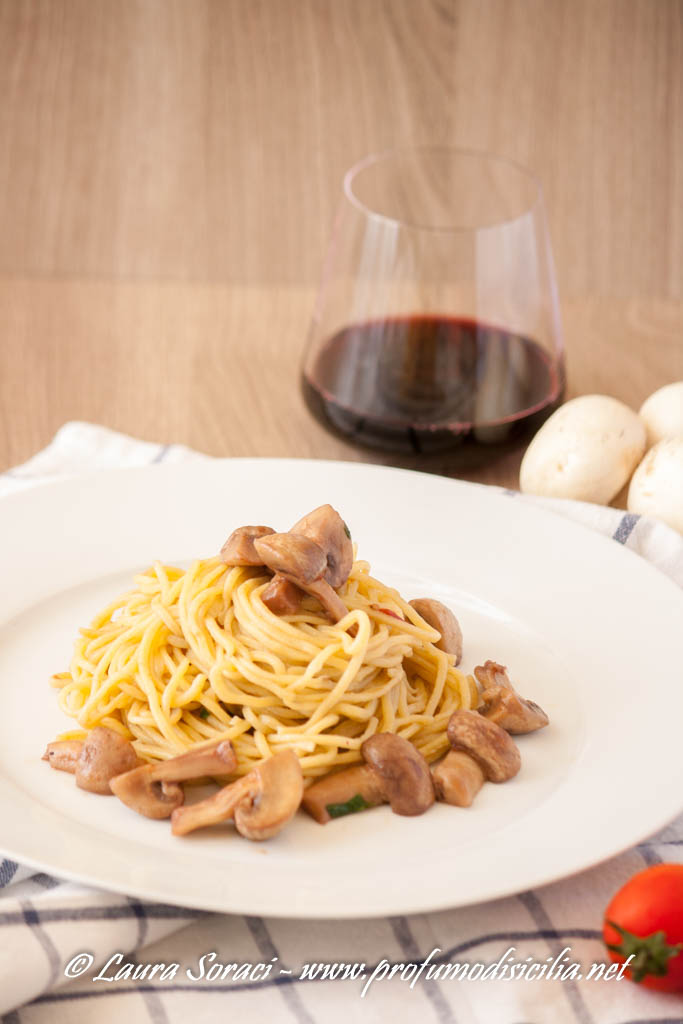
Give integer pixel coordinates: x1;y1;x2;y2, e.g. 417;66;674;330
409;598;463;665
289;505;353;588
261;575;304;615
302;733;434;824
218;506;353;623
446;709;521;783
110;739;237;819
234;750;303;840
43;730;139;793
69;728;140;795
43;739;83;774
112;777;183;819
171;749;303;840
432;750;485;807
254;533;327;583
220;525;275;566
254;532;348;622
474;661;549;734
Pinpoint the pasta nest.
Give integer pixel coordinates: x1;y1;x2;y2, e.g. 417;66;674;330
53;557;477;780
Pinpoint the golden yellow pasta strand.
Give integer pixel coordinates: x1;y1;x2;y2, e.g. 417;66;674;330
53;557;476;779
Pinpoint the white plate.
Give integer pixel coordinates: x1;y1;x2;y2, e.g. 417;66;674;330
0;459;681;919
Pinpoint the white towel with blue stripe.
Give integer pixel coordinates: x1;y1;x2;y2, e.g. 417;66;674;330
1;422;681;1024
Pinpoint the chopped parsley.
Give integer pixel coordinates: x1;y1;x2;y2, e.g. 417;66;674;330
198;707;210;719
326;793;371;818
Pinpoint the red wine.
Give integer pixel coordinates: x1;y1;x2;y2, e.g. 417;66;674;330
302;315;565;457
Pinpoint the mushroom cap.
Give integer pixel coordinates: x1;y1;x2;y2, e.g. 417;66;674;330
220;525;275;566
361;733;435;815
290;505;353;589
474;661;549;734
234;749;304;840
409;598;463;664
110;767;184;818
446;710;521;783
75;727;140;795
254;533;327;584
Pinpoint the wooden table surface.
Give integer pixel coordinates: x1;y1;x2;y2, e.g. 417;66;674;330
0;0;681;489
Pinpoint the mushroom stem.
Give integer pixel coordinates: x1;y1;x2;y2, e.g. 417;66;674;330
261;575;303;615
301;577;349;622
43;740;83;774
432;750;485;807
302;765;385;824
142;740;237;782
171;775;252;836
110;739;237;819
171;749;303;840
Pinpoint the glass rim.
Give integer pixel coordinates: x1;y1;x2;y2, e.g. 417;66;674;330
343;145;545;233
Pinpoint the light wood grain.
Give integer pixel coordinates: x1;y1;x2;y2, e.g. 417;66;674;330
0;278;680;484
0;0;681;486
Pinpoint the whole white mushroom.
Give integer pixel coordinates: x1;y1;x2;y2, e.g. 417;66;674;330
519;395;646;504
639;382;683;448
627;438;683;534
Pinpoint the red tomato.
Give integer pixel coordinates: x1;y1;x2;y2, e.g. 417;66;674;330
603;863;683;992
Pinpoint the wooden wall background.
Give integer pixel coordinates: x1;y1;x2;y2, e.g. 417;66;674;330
0;0;681;480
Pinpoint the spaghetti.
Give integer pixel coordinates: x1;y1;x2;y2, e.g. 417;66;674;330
52;556;478;780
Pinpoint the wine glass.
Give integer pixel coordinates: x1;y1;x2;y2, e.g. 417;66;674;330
302;146;565;461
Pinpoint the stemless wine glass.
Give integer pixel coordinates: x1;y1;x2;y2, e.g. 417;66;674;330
302;147;565;461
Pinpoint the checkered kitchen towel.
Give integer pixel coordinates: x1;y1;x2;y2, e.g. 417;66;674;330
1;422;682;1024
